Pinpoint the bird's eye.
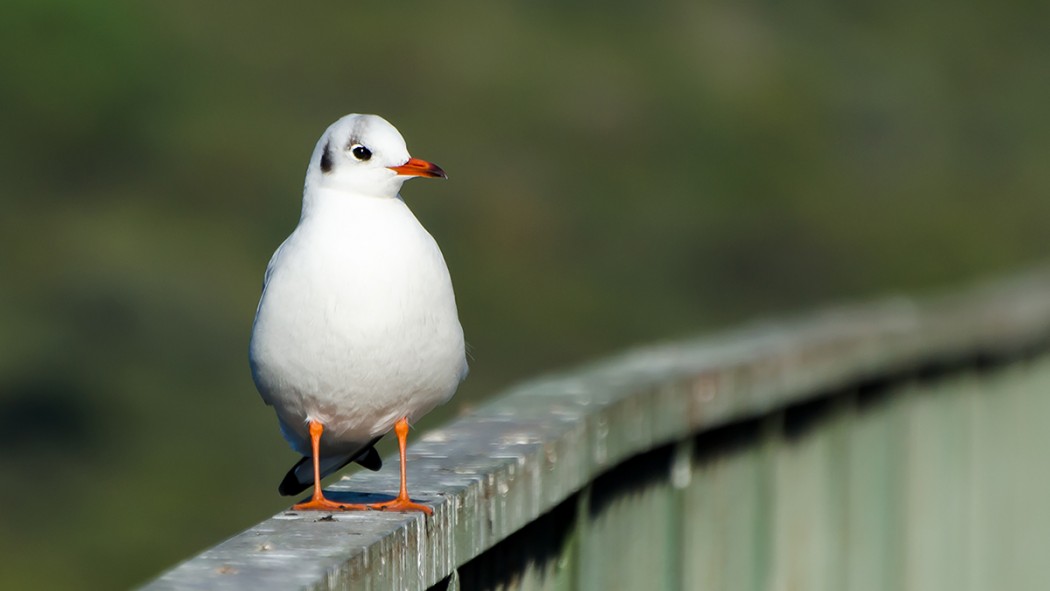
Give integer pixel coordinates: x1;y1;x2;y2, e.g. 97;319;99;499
350;144;372;161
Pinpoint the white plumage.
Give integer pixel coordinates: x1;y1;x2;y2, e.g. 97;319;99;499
249;114;466;507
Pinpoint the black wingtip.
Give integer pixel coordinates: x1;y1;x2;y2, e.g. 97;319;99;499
278;457;310;496
355;445;382;472
276;438;385;496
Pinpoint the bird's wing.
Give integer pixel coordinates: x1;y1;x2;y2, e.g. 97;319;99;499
278;437;384;496
250;240;291;408
260;239;288;293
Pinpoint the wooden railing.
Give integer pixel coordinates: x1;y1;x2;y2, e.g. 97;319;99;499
143;268;1050;590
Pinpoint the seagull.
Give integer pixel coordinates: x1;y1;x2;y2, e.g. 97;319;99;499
248;114;467;514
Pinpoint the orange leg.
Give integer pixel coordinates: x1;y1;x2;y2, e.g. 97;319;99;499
366;417;433;514
291;421;369;511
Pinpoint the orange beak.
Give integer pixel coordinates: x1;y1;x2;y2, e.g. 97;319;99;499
387;157;447;179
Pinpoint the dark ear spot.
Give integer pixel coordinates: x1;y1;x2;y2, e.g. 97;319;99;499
320;140;333;174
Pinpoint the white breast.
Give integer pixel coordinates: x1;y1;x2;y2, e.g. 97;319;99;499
249;191;467;455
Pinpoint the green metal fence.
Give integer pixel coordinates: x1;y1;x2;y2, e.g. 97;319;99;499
144;269;1050;590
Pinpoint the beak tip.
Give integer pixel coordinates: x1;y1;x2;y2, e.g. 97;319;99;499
388;157;447;179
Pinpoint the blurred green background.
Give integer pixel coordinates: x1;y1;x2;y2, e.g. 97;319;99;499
1;0;1047;588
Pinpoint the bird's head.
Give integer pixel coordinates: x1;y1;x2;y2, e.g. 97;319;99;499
305;114;446;199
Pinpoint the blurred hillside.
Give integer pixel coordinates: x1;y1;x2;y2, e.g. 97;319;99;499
1;1;1048;588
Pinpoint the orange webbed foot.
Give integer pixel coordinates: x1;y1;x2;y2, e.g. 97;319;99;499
291;497;370;511
368;497;433;515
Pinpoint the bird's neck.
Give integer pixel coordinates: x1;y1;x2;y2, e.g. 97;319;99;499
299;188;406;226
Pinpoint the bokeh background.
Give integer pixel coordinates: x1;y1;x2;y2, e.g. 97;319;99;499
1;1;1048;588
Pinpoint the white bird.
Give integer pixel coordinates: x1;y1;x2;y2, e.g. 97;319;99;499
249;114;467;513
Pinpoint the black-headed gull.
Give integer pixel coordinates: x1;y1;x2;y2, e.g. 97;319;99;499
249;114;467;513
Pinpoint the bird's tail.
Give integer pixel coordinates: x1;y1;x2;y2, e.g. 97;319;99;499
278;439;383;496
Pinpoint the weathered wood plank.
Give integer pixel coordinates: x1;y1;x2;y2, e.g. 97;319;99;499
143;269;1050;590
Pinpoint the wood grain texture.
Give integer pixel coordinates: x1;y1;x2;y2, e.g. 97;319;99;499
142;268;1050;590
